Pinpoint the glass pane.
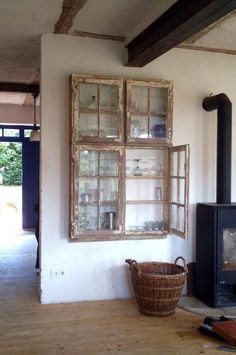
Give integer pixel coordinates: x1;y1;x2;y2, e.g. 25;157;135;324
171;152;178;176
99;206;118;230
178;206;185;233
150;87;168;112
3;128;20;137
170;205;184;233
223;229;236;270
171;178;178;203
125;204;166;232
179;179;185;205
79;178;98;204
170;204;177;230
100;84;118;110
79;150;98;176
100;113;119;138
0;129;2;136
78;113;98;137
100;151;118;177
100;178;118;202
150;116;166;138
24;129;32;137
78;205;98;230
131;86;148;112
179;150;185;177
79;83;97;109
130;115;148;138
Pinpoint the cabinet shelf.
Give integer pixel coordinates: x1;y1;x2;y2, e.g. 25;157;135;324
130;111;167;116
126;175;167;179
79;175;118;179
79;202;98;206
79;200;118;206
79;108;119;114
126;200;167;205
170;175;186;179
100;201;118;206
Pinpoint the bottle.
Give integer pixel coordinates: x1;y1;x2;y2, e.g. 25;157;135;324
89;95;97;109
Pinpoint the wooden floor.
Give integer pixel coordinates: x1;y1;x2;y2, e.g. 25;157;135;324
0;233;230;354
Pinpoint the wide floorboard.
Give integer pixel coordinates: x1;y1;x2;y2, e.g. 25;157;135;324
0;233;230;354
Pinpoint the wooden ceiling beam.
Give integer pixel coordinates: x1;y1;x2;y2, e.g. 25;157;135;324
55;0;88;34
182;9;236;45
73;30;126;42
126;0;236;67
0;82;39;94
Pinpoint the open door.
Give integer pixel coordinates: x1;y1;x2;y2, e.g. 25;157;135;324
22;141;40;229
169;144;189;238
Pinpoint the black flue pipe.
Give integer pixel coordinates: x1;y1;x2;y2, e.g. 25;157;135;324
202;93;232;204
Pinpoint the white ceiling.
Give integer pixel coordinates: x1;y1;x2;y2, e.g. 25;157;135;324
191;13;236;50
0;0;235;104
0;0;62;83
71;0;177;44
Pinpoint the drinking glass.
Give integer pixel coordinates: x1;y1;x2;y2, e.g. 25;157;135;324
133;159;142;176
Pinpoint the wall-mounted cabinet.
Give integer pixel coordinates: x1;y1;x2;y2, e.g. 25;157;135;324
70;74;189;242
126;79;173;145
70;75;124;143
71;145;124;240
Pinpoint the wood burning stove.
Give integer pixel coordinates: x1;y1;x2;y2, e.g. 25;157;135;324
195;93;236;308
196;203;236;307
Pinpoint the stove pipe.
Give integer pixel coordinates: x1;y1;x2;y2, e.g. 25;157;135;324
202;93;232;204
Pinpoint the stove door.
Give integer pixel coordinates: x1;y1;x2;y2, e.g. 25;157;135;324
217;207;236;284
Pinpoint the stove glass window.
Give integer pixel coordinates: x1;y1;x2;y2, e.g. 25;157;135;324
223;229;236;270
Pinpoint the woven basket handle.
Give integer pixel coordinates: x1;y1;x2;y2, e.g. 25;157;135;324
174;256;188;273
125;259;140;274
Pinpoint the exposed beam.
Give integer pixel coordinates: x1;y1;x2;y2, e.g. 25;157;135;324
0;82;39;94
126;0;236;67
55;0;88;34
73;30;126;42
177;44;236;55
183;9;236;45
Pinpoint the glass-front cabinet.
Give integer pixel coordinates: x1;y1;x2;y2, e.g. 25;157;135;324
71;75;124;143
71;145;124;239
125;148;168;237
125;145;189;239
126;79;173;145
70;74;189;241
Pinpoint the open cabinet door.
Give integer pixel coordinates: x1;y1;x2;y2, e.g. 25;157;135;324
169;145;189;238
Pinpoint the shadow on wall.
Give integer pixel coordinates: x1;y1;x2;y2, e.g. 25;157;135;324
109;264;134;299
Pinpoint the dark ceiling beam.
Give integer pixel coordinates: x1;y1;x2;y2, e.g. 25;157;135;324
126;0;236;67
55;0;88;34
0;82;39;94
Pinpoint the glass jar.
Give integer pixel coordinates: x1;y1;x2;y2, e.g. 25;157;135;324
131;120;140;138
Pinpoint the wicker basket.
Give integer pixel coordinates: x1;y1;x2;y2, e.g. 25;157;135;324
125;257;187;317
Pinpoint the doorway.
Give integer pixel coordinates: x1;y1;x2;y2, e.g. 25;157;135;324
0;124;40;290
0;141;22;233
0;125;40;232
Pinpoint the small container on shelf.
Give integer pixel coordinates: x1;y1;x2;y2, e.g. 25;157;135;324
155;187;163;201
104;212;116;230
80;192;93;203
133;159;142;176
88;95;97;109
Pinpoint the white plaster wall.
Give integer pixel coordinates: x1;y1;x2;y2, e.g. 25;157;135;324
0;104;40;124
40;34;236;303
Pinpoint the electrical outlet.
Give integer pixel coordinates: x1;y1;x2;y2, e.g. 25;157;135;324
50;268;65;278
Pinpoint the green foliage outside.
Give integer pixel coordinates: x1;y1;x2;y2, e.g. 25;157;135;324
0;143;22;186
